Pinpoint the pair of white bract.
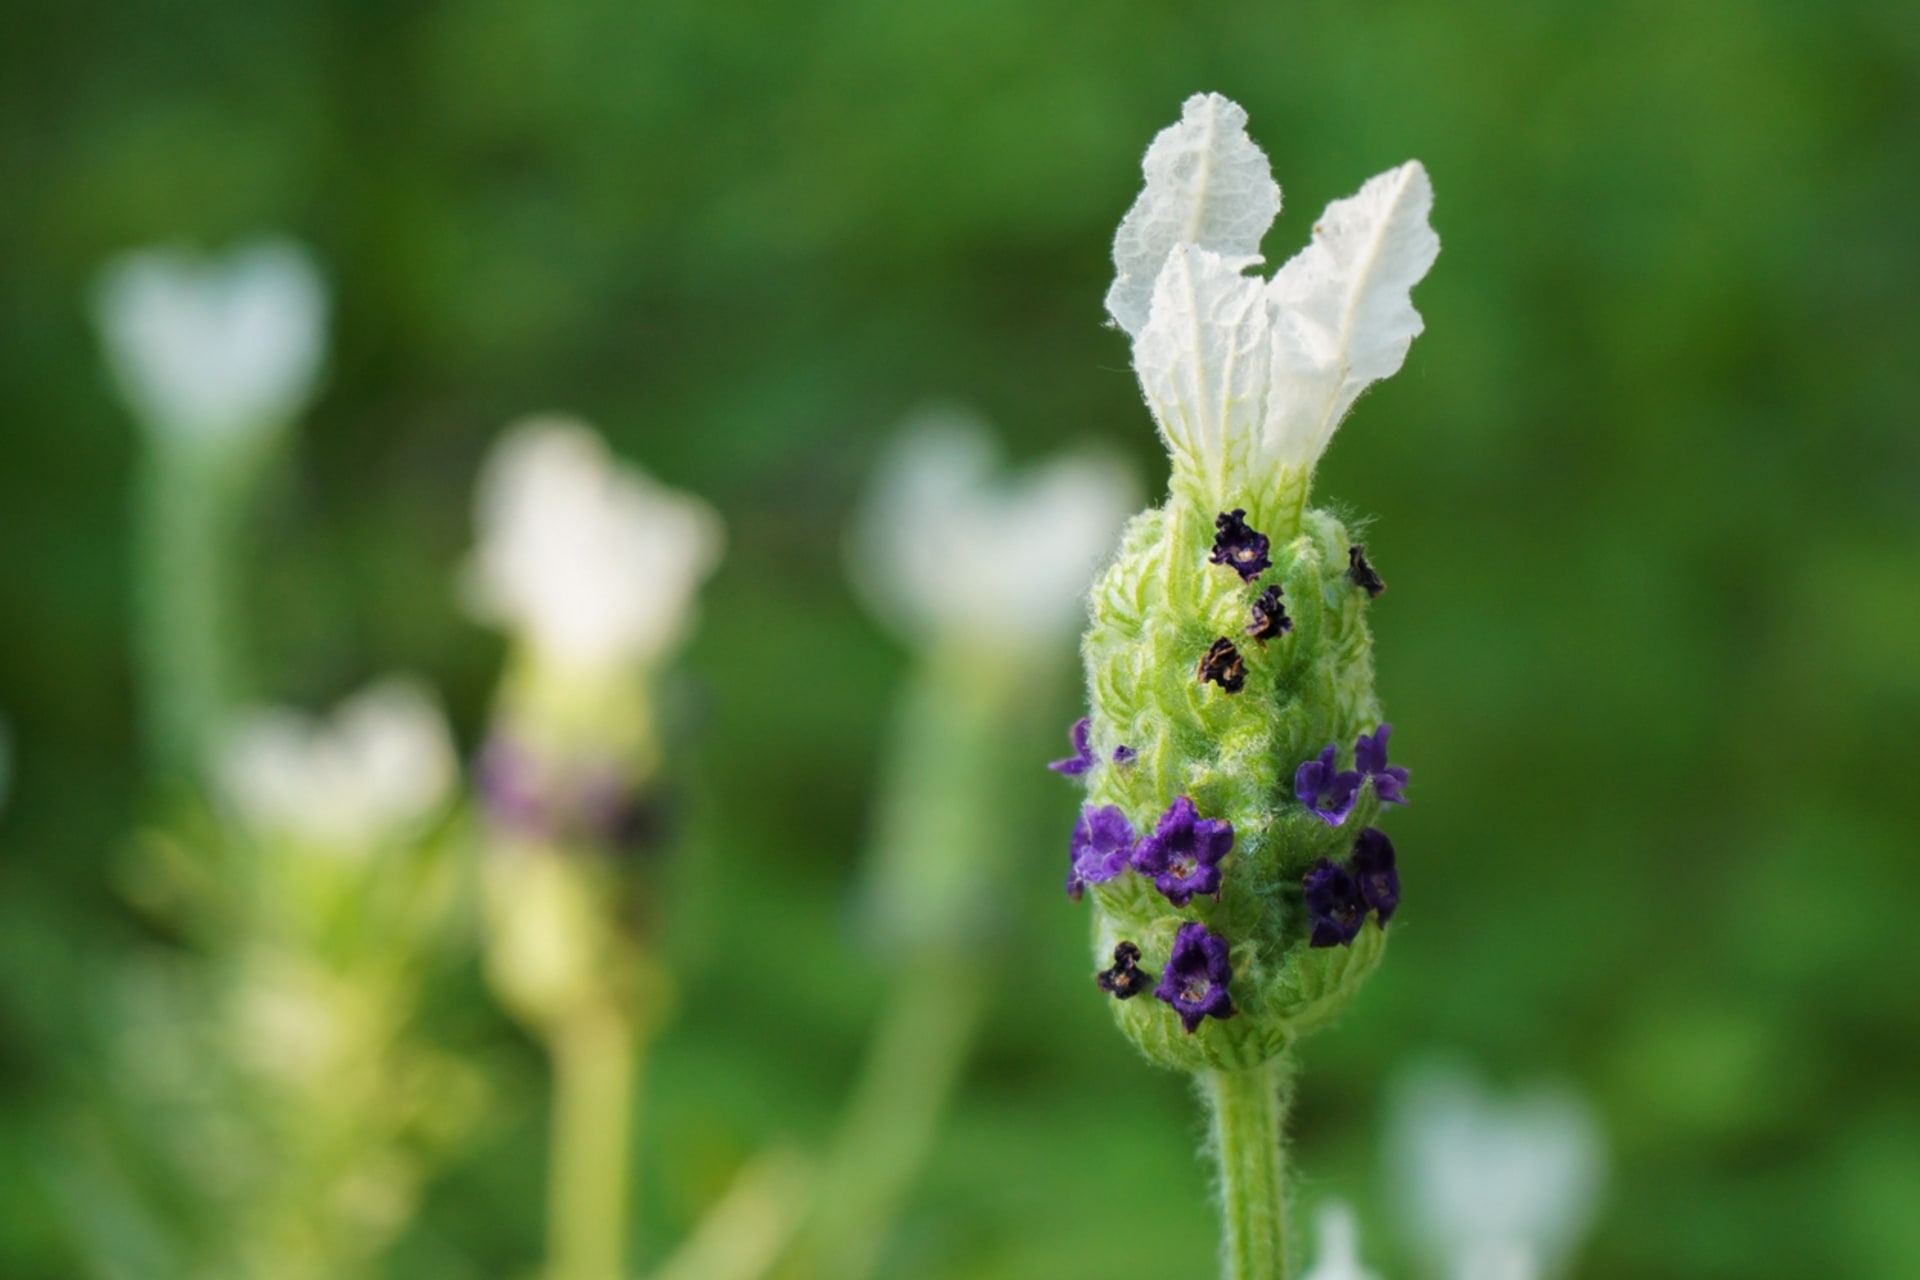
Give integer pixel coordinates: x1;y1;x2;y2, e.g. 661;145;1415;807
1111;92;1440;508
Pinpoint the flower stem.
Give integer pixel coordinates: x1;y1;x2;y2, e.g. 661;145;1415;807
135;442;254;782
546;1002;639;1280
1201;1056;1295;1280
780;949;989;1280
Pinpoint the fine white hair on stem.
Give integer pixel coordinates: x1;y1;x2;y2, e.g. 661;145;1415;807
464;417;725;674
848;406;1138;651
93;238;328;446
213;678;456;855
1384;1056;1606;1280
1114;94;1439;499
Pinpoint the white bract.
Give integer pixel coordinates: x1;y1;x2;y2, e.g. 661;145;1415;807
849;407;1137;651
1111;93;1439;504
213;678;456;855
1385;1059;1606;1280
464;418;725;674
94;239;328;447
1302;1201;1383;1280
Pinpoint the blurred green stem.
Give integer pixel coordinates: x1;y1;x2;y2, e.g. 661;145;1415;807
135;440;257;782
1202;1057;1295;1280
785;948;990;1280
547;1003;638;1280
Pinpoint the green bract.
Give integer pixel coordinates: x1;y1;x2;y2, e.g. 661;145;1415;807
1081;497;1388;1072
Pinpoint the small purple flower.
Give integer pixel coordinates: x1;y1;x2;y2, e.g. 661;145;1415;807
1068;804;1137;895
1132;796;1233;906
1153;922;1237;1033
1209;509;1272;582
1245;584;1292;644
1353;723;1410;806
1303;858;1368;947
1112;744;1137;766
1351;827;1400;924
1096;941;1151;999
1294;744;1362;826
1048;717;1096;775
1347;544;1386;597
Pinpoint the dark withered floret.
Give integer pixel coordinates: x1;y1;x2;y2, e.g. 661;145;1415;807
1347;545;1386;597
1245;585;1292;644
1097;940;1151;999
1197;638;1246;693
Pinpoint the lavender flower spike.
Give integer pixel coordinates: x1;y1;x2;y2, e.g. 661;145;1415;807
1351;827;1400;923
1303;859;1368;948
1295;745;1363;826
1154;922;1237;1033
1354;722;1410;805
1132;796;1233;906
1068;804;1137;895
1048;717;1097;775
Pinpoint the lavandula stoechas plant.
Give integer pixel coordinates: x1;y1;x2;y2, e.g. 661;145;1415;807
1060;95;1439;1279
779;410;1133;1280
93;240;327;784
464;417;723;1280
71;681;474;1280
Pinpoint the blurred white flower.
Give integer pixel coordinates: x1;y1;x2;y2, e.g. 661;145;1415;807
1109;94;1438;502
1385;1057;1606;1280
464;417;725;674
1302;1201;1382;1280
93;238;328;446
213;678;456;855
848;407;1137;651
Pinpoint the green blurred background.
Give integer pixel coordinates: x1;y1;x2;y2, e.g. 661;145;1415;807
4;0;1919;1276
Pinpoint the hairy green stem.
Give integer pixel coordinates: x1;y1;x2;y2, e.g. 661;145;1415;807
1202;1057;1295;1280
546;1004;639;1280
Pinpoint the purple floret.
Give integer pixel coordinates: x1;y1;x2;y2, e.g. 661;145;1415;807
1350;827;1400;923
1153;922;1237;1033
1294;744;1362;826
1132;796;1233;907
1209;509;1272;582
1068;804;1136;898
1303;858;1368;947
1353;723;1410;805
1048;717;1096;776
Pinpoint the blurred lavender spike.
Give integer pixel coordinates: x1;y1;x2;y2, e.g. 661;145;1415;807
847;406;1137;652
463;417;724;675
1302;1201;1383;1280
212;678;456;855
1385;1057;1606;1280
94;238;328;446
